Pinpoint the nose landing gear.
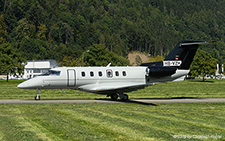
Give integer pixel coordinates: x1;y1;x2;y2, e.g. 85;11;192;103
35;89;41;100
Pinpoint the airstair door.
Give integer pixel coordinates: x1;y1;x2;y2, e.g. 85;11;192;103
67;69;75;87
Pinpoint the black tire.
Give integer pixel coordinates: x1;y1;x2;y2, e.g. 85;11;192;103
123;94;129;101
110;94;118;100
35;95;40;100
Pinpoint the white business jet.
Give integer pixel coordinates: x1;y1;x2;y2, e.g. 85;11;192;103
17;41;210;101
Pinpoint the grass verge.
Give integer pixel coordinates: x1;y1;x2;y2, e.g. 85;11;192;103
0;103;224;140
1;79;225;99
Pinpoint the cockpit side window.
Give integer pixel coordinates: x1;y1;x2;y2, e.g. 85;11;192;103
51;70;61;75
40;70;61;76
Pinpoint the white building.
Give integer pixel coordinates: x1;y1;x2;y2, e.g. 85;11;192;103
23;60;57;79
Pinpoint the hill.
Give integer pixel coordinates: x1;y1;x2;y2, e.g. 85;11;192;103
1;0;225;64
128;52;149;66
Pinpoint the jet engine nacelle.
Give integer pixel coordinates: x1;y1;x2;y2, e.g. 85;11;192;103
148;66;177;77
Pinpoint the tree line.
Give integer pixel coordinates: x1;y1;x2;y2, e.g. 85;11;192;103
0;0;224;79
1;0;225;62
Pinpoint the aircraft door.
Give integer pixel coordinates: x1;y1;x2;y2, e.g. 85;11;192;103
67;69;76;87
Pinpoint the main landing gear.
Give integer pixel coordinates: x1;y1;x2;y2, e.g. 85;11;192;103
35;89;41;100
108;93;129;101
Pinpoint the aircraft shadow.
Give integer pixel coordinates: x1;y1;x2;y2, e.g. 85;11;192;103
95;98;158;106
24;97;206;105
24;98;158;106
134;97;197;100
189;80;214;83
127;99;158;106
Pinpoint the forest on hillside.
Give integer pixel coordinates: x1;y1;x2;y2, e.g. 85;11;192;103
1;0;225;65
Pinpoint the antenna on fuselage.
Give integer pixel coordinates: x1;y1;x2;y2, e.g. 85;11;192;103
106;63;111;67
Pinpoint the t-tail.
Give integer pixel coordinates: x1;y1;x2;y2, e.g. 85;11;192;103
141;41;211;82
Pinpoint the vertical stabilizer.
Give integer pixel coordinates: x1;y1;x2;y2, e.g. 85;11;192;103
140;41;211;77
164;41;208;69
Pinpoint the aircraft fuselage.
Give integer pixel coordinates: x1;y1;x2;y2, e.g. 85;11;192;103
18;66;188;94
18;66;147;91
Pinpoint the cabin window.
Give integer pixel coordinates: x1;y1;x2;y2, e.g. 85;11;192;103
90;71;94;77
115;71;119;76
122;71;126;76
98;71;102;77
106;69;113;78
81;71;85;77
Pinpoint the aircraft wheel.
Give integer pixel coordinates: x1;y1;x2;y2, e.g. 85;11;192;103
122;94;129;101
35;95;40;100
110;94;118;100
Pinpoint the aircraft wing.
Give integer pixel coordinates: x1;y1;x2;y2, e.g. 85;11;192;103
77;82;147;94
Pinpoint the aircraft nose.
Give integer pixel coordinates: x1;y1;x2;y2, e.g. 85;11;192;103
17;78;43;89
17;82;25;89
17;81;30;89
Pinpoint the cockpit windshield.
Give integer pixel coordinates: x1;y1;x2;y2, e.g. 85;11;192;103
40;70;61;76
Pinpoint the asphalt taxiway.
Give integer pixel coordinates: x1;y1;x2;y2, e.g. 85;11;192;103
0;98;225;104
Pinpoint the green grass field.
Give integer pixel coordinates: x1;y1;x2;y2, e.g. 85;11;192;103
1;79;225;99
0;103;224;140
0;79;225;140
